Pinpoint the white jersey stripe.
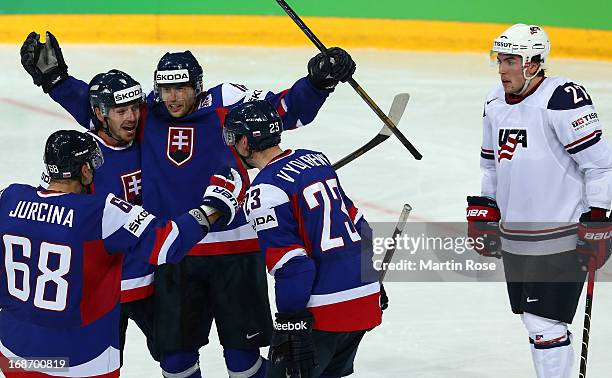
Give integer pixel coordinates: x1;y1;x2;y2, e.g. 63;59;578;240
157;221;179;265
270;248;307;275
307;282;380;307
121;273;154;291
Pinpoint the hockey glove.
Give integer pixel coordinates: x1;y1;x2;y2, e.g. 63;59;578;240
270;310;317;378
20;31;68;93
577;208;612;271
196;167;243;229
380;283;389;311
307;47;356;91
466;196;502;259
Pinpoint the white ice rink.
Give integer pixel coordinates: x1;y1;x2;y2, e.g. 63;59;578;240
1;44;612;377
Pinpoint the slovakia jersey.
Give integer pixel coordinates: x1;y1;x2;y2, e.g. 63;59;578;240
480;77;612;255
245;149;382;332
0;184;204;376
50;81;153;303
52;76;329;256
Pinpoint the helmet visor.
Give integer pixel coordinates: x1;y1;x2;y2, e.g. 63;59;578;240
222;127;238;146
89;144;105;170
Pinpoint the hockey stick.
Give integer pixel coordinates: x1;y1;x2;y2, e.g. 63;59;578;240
579;258;596;378
275;0;423;161
333;93;410;170
379;204;412;283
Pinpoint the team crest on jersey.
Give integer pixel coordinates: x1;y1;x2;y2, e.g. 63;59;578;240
121;170;142;204
498;128;528;162
167;127;195;166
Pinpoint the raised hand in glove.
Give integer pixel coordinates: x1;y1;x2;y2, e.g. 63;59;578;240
577;208;612;271
190;167;243;230
20;31;68;93
307;47;356;91
466;196;502;258
269;310;317;378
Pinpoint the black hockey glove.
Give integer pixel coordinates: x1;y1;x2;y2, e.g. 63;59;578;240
307;47;356;91
466;196;502;259
577;208;612;271
269;310;317;378
380;283;389;311
196;167;243;229
20;31;68;93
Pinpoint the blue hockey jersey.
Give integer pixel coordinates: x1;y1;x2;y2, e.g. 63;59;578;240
0;184;205;377
49;81;152;303
51;76;329;256
244;149;382;332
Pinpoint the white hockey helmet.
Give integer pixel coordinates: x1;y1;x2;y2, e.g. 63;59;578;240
491;24;551;70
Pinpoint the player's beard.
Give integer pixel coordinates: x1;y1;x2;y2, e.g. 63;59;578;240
235;146;256;169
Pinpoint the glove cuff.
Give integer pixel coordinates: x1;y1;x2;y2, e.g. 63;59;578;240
466;196;500;222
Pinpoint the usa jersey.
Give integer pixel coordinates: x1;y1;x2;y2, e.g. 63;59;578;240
52;76;329;256
245;149;382;332
480;77;612;255
0;184;205;377
49;80;153;303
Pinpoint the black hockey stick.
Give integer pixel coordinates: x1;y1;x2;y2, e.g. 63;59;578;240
379;204;412;283
333;93;410;170
275;0;422;161
579;258;596;378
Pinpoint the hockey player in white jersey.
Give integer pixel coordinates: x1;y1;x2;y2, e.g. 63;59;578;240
466;24;612;378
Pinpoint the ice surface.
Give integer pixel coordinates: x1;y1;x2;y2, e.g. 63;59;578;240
1;44;611;377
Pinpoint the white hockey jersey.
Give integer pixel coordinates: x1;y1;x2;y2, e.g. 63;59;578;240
480;77;612;255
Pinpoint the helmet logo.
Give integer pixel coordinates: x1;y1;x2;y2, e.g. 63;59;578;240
530;26;541;35
166;126;194;166
156;69;190;84
114;85;143;104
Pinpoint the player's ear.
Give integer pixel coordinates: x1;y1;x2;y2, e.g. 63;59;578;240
81;162;92;181
94;107;105;124
527;60;541;77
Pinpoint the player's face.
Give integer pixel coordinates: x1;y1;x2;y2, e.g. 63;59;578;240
497;54;526;94
106;103;140;143
160;85;197;118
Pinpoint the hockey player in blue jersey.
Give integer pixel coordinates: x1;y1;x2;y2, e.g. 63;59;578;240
223;100;383;378
20;30;356;378
21;35;162;368
0;130;241;377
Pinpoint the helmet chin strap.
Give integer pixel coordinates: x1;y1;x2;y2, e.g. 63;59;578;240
516;61;542;96
102;118;127;145
234;146;256;169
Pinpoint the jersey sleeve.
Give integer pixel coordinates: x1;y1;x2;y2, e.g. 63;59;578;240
100;194;205;265
220;78;329;131
245;182;315;312
49;76;97;130
480;102;497;199
547;82;612;209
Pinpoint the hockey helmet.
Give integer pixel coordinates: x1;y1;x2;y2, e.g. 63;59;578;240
154;51;204;102
223;100;283;151
89;69;144;118
44;130;104;180
491;24;550;71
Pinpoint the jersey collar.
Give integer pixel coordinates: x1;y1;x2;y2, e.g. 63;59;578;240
505;77;547;105
266;149;294;166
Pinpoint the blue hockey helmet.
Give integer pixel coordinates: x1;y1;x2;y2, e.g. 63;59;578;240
223;100;283;151
44;130;104;180
89;69;144;118
154;51;204;102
